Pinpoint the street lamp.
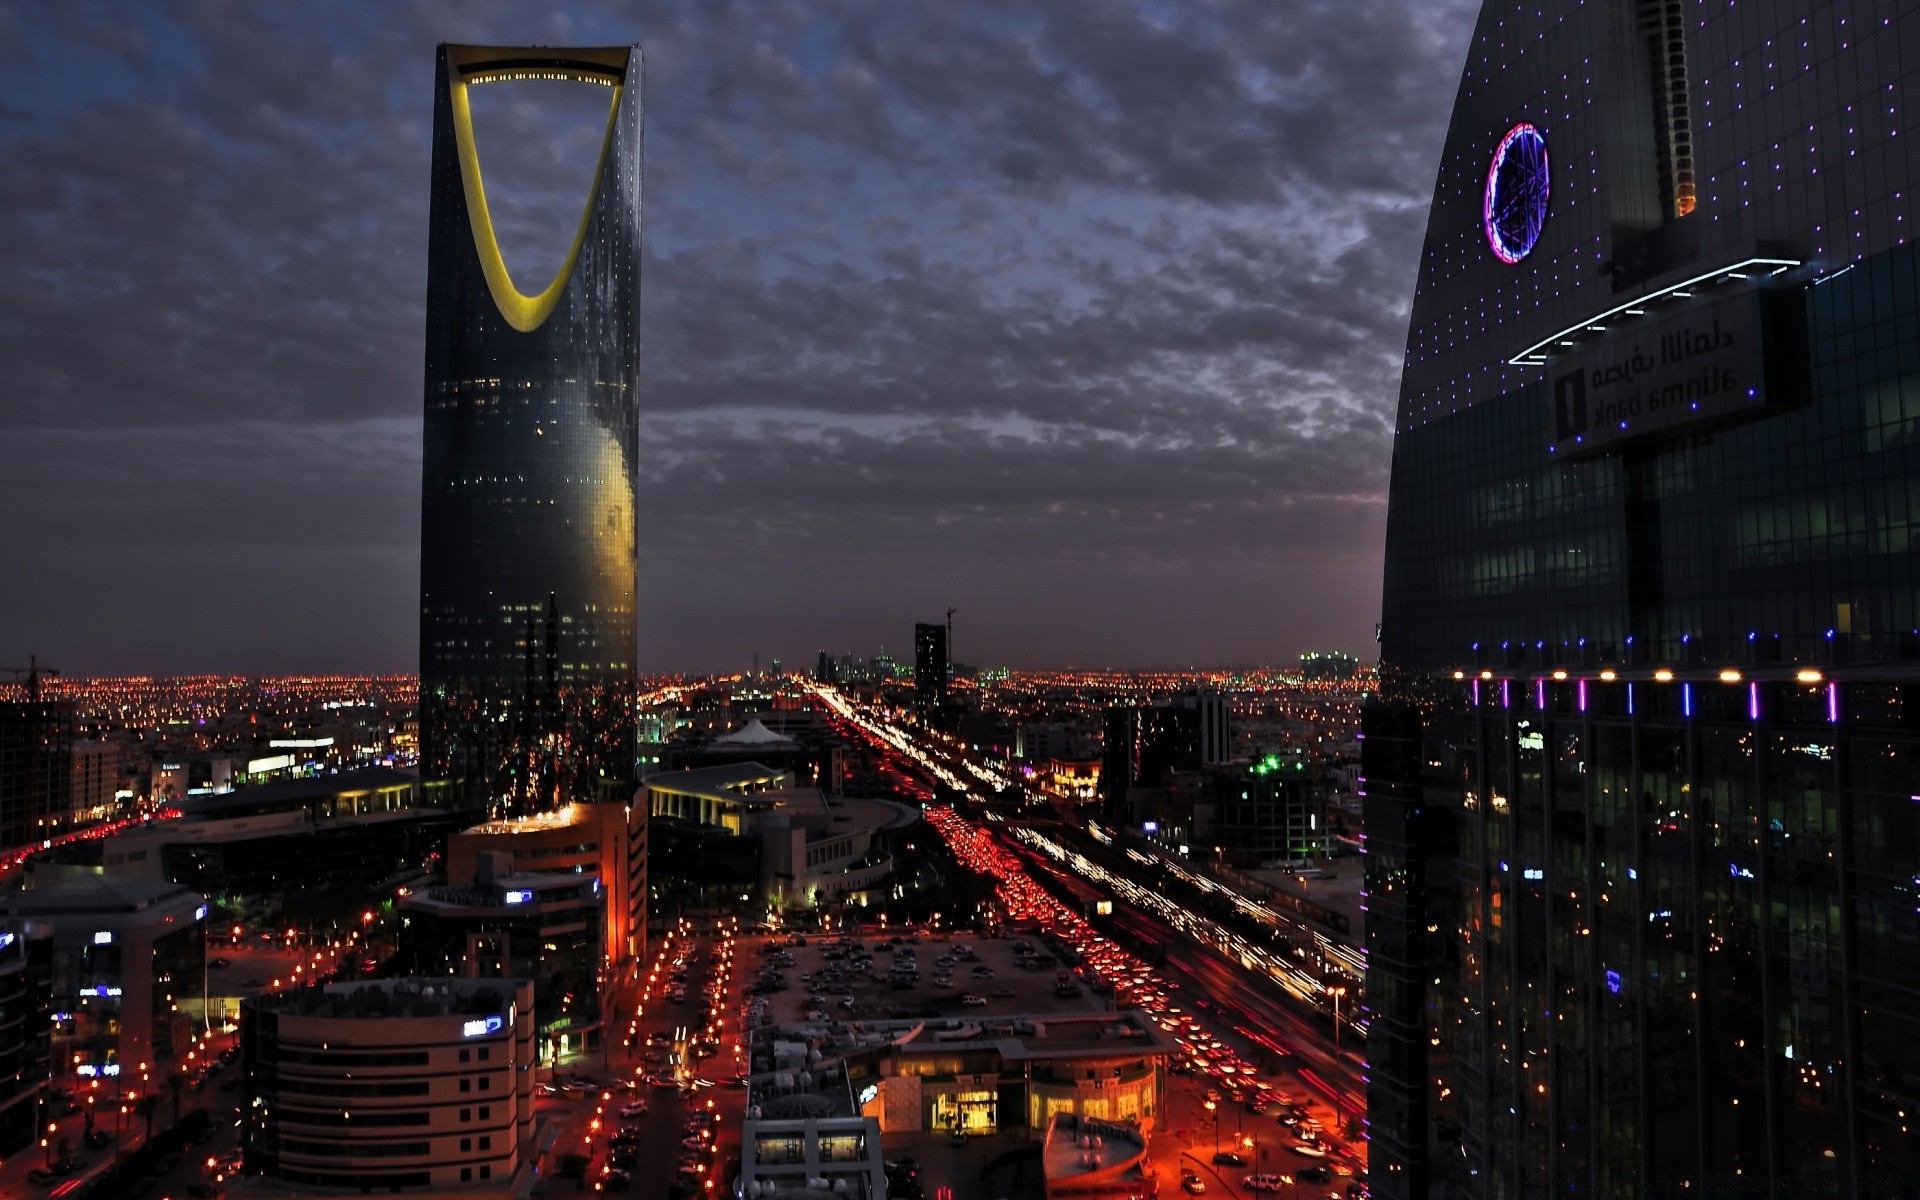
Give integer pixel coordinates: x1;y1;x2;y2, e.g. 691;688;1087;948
1328;986;1348;1054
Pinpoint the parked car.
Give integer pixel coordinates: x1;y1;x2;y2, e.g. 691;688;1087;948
1243;1175;1286;1192
1180;1171;1207;1194
1212;1151;1247;1167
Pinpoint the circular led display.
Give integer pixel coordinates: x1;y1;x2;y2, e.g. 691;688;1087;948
1483;123;1549;264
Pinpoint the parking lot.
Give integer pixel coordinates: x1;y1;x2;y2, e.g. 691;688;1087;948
741;928;1109;1028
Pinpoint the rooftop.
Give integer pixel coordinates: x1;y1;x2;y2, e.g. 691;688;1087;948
248;977;518;1021
182;766;415;819
1041;1112;1150;1183
1;874;202;916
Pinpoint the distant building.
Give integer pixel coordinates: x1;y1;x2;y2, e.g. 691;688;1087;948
1298;651;1359;681
913;623;948;727
1170;688;1230;765
643;763;916;908
0;876;207;1079
0;698;75;849
69;741;117;824
1215;753;1322;868
418;43;643;814
242;978;535;1194
1100;705;1202;826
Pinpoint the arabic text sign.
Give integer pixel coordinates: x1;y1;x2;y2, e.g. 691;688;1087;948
1549;291;1767;455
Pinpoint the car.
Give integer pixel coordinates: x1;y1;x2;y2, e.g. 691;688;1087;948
1180;1172;1207;1194
1212;1151;1247;1167
950;1129;967;1147
1298;1165;1334;1183
619;1102;648;1118
1243;1175;1286;1192
1289;1141;1329;1158
959;993;987;1007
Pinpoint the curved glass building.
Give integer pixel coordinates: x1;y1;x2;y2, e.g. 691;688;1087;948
419;45;641;815
1368;4;1920;1196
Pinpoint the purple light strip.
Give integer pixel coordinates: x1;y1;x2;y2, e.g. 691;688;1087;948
1578;679;1587;712
1501;678;1511;709
1536;679;1547;710
1472;678;1481;706
1682;683;1692;718
1748;682;1760;721
1827;682;1839;723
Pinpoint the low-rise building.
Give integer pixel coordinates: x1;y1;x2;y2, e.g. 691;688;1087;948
645;764;917;909
241;978;536;1195
752;1010;1176;1137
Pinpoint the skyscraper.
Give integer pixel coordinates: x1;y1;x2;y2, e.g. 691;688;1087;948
1370;3;1920;1195
419;45;642;815
914;622;948;727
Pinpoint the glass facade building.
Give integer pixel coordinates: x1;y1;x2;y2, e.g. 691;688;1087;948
420;45;642;814
1368;3;1920;1197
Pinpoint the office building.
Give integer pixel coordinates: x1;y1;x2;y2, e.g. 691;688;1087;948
913;623;948;728
418;44;643;814
241;978;535;1194
1172;688;1230;765
28;767;472;918
447;798;645;967
1369;3;1920;1196
0;877;206;1080
396;859;603;1061
1099;705;1203;826
1299;651;1360;682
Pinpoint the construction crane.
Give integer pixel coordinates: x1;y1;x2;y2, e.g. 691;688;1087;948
0;655;59;701
944;607;957;671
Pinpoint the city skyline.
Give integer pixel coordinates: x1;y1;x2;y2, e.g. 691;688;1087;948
0;0;1479;676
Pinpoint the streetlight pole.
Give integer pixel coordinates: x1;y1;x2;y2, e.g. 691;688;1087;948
1328;987;1347;1054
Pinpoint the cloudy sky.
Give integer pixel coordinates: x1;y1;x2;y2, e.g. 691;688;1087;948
0;0;1478;676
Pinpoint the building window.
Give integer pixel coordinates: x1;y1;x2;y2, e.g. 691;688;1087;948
459;1048;471;1063
461;1138;472;1152
459;1108;470;1122
460;1078;471;1093
480;1105;491;1119
480;1135;491;1149
462;1168;473;1182
479;1047;490;1061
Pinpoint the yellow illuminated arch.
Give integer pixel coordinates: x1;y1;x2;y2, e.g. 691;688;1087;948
449;76;622;333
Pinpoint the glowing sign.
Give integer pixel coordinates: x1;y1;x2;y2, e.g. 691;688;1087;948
504;890;534;905
1142;821;1158;833
195;905;209;921
463;1015;505;1038
1483;123;1549;264
0;931;13;950
859;1083;879;1106
93;931;113;945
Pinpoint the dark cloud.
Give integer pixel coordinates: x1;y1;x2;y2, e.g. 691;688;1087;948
0;0;1476;674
